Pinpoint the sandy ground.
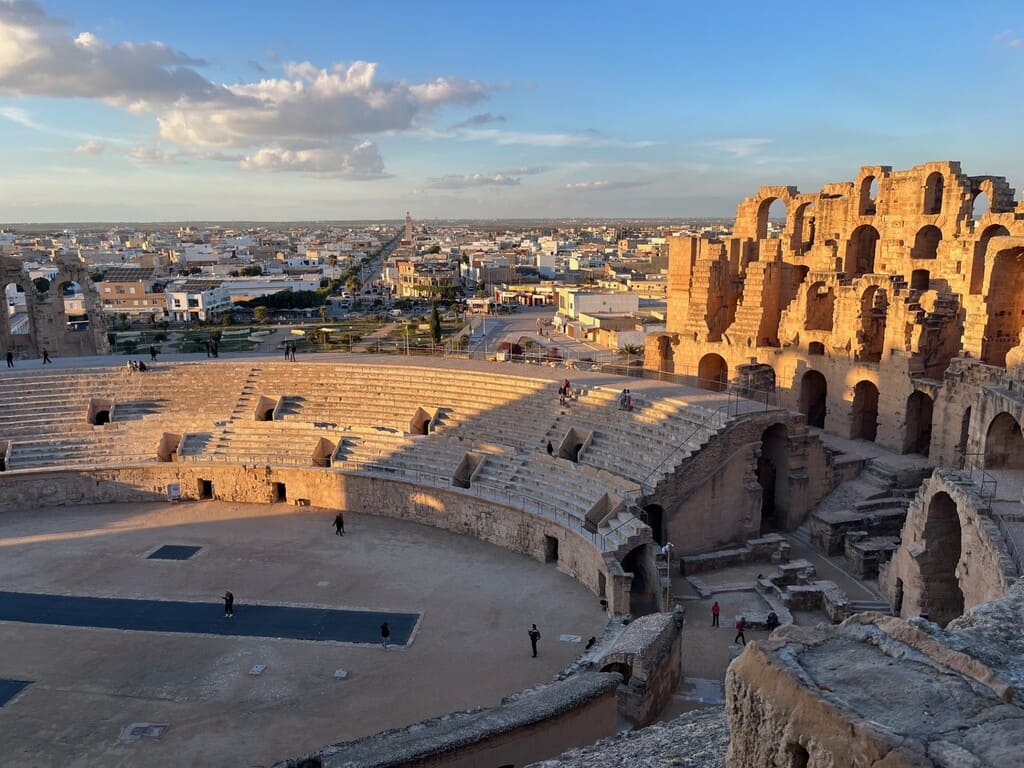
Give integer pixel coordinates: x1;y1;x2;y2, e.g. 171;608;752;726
0;500;607;767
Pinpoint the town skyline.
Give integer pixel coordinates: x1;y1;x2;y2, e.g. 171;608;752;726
1;0;1023;221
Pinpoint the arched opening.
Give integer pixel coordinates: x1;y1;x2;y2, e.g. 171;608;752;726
844;225;880;276
756;197;787;240
804;282;834;331
794;202;815;253
850;380;879;442
984;412;1024;469
409;407;432;436
980;247;1024;366
786;743;810;768
60;280;89;331
893;577;904;615
859;175;878;215
757;423;789;532
654;334;675;374
903;391;933;456
4;282;30;336
697;353;728;392
923;171;944;215
919;492;964;626
621;545;657;616
808;341;825;356
600;661;632;685
643;504;664;545
94;410;110;426
910;269;930;291
799;370;827;428
857;286;888;363
970;225;1010;295
956;406;972;459
911;226;942;260
571;442;583;462
972;190;990;220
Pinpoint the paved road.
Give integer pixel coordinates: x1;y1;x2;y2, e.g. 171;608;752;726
0;591;420;645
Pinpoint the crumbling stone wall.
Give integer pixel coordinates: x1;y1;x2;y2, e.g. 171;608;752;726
648;162;1024;457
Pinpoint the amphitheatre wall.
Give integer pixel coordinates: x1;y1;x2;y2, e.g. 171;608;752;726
0;255;109;358
881;470;1018;624
0;463;622;611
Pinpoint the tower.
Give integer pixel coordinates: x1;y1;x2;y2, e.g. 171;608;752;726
404;211;413;244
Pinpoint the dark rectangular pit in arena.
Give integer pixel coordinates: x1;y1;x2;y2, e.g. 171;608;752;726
0;679;31;708
147;545;202;560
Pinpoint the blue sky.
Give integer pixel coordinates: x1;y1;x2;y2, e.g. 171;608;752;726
1;0;1022;221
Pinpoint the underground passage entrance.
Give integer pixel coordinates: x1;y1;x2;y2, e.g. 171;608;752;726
643;504;664;545
798;370;827;428
198;479;213;499
621;545;657;616
918;492;964;626
757;423;789;532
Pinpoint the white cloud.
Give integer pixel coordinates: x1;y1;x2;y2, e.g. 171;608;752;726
127;145;176;165
429;173;520;189
73;138;106;155
0;104;42;129
564;179;647;191
449;111;506;129
239;141;386;177
994;29;1022;47
461;128;656;149
698;138;772;158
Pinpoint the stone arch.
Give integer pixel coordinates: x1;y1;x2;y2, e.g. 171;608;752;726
808;341;825;356
697;353;728;392
970;225;1010;295
850;380;879;442
600;661;632;685
903;391;933;456
793;201;815;253
3;282;30;337
911;225;942;260
804;281;834;331
918;492;964;626
756;197;788;240
980;247;1024;366
757;423;790;531
859;175;878;215
799;370;827;428
621;544;657;616
972;189;990;220
984;412;1024;469
856;285;888;363
652;334;675;374
844;225;879;276
923;171;944;215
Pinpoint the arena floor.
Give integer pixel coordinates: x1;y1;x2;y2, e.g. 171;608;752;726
0;500;607;767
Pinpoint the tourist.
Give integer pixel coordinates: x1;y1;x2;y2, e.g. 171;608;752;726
585;636;597;650
149;345;158;361
138;361;148;372
211;339;219;358
712;601;720;627
289;343;296;362
284;342;290;360
5;350;13;368
618;389;627;410
546;440;554;457
558;382;566;405
333;512;345;536
41;349;51;364
223;590;234;617
528;623;541;657
735;616;746;645
661;541;674;559
624;390;633;411
205;339;212;358
766;611;780;632
380;621;390;650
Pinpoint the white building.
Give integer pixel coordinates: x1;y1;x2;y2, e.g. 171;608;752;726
165;279;231;322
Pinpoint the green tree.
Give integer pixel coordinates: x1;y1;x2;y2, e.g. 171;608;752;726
253;306;269;324
345;276;361;295
429;301;441;344
240;265;263;276
619;344;642;357
219;314;234;326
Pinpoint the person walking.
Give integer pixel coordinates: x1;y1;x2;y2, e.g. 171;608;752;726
149;345;158;361
289;342;296;362
618;389;627;410
734;616;746;645
333;512;345;536
284;342;290;360
41;349;51;364
546;440;554;457
223;590;234;617
380;621;391;650
5;351;13;368
528;624;541;657
712;601;720;627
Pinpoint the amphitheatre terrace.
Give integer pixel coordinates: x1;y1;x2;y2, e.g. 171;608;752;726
1;161;1023;766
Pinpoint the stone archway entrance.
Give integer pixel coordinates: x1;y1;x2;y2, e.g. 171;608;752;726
918;492;964;626
643;504;664;545
621;545;658;617
850;380;879;441
757;423;789;532
984;412;1024;469
903;391;933;456
697;353;728;392
798;370;827;428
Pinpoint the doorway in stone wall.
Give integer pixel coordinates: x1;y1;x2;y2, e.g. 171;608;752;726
798;370;827;428
757;423;789;532
850;381;879;442
918;492;964;626
643;504;664;545
903;391;933;456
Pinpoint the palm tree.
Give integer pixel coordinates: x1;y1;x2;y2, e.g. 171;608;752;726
619;344;642;356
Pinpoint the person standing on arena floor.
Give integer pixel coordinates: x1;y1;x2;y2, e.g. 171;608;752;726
712;600;720;627
380;621;390;650
223;590;234;617
529;624;541;657
333;512;345;536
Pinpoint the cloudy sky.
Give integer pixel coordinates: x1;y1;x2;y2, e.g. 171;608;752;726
1;0;1022;221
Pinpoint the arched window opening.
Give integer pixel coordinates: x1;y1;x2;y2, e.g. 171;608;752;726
804;282;834;331
923;172;944;215
984;412;1024;469
910;269;930;291
698;354;728;392
4;282;30;336
980;247;1024;366
903;391;934;456
972;190;990;220
756;197;787;240
859;175;878;215
857;287;888;363
808;341;825;356
845;225;879;276
970;225;1010;295
911;226;942;260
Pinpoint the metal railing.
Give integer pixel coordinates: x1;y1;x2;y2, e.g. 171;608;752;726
958;451;1023;577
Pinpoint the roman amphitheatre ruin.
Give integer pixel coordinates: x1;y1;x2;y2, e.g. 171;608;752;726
0;160;1023;767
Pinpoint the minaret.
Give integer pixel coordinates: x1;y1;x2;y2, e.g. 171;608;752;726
404;211;413;244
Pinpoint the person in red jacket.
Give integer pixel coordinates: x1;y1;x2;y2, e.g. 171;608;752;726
735;616;747;645
711;601;720;627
